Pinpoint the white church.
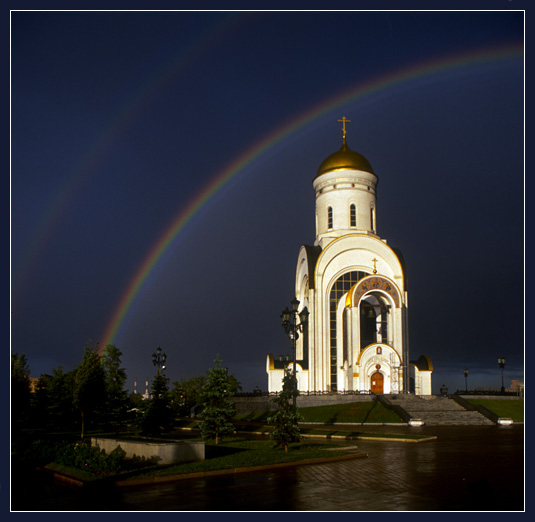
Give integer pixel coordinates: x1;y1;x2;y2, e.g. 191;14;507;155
267;118;433;395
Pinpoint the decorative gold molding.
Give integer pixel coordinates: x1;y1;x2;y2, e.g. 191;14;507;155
349;275;401;308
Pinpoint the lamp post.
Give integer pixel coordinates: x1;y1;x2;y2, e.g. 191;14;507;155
280;298;309;407
152;346;167;376
463;368;469;393
498;357;506;393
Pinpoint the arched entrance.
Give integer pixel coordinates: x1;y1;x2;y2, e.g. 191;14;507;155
370;371;384;394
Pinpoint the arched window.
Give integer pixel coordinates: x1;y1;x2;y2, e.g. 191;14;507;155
350;204;356;227
329;270;368;391
328;206;333;229
370;207;376;233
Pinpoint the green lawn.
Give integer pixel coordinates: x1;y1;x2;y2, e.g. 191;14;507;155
466;398;524;422
43;438;359;483
298;401;403;424
128;438;358;479
236;400;403;424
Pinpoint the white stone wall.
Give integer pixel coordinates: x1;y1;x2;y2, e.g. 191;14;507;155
265;357;309;393
313;168;378;248
410;366;433;395
91;438;205;464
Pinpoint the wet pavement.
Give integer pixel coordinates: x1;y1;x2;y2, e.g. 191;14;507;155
11;424;524;512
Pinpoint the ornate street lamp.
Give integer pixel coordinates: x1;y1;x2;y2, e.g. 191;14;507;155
280;298;309;406
463;369;469;393
152;346;167;376
498;357;506;393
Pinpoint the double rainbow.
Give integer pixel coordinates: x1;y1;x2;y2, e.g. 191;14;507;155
97;45;525;349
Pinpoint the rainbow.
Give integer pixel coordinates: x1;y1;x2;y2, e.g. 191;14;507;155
100;43;523;349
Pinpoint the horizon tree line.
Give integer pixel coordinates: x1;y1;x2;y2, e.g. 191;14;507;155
11;342;242;441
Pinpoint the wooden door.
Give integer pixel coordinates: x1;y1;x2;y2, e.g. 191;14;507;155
370;371;384;394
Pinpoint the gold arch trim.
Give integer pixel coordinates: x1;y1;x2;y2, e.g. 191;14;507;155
346;275;401;308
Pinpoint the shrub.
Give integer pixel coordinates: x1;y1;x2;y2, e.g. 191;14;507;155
19;439;140;475
19;439;67;466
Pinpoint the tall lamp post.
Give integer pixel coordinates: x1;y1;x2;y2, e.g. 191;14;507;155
498;357;506;393
463;368;469;393
280;298;309;407
152;346;167;376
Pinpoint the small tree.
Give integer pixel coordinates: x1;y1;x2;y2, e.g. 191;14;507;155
73;342;106;439
33;366;78;431
141;374;174;436
198;355;237;444
268;369;302;452
100;344;129;434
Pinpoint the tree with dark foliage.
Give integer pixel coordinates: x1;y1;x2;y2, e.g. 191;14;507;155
11;352;32;433
268;369;302;452
198;355;238;444
100;344;129;434
73;342;106;439
141;373;174;436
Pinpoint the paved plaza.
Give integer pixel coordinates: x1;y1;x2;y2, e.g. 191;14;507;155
12;424;524;512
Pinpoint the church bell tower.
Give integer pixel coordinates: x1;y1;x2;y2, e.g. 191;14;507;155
313;117;379;248
267;118;433;395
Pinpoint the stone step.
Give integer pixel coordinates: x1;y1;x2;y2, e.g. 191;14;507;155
389;399;465;411
418;416;494;426
385;396;495;425
416;417;493;426
413;411;493;426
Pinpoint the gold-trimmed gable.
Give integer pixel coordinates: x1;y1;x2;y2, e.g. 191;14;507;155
347;275;401;308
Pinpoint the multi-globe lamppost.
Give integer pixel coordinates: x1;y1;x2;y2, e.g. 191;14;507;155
280;298;309;407
498;357;506;393
152;346;167;376
463;368;469;393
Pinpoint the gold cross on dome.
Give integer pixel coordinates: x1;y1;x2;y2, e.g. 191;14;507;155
337;116;351;139
372;258;378;274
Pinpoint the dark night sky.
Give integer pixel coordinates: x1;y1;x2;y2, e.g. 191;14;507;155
10;6;525;395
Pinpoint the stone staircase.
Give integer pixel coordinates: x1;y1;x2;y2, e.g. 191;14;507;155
383;394;495;426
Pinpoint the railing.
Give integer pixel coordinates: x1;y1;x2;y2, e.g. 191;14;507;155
453;389;521;397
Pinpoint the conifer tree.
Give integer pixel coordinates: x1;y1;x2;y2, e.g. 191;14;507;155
141;373;174;436
100;344;129;434
33;366;78;430
268;369;302;452
198;355;237;444
73;342;106;439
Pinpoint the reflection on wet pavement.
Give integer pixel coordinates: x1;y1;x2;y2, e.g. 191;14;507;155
12;424;524;511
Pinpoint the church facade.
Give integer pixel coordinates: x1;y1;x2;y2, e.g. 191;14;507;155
267;119;433;395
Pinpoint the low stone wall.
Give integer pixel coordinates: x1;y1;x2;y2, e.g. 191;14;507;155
231;394;374;415
91;437;205;465
231;396;278;415
296;394;375;408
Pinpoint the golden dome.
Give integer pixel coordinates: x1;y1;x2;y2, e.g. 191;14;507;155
316;138;375;178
